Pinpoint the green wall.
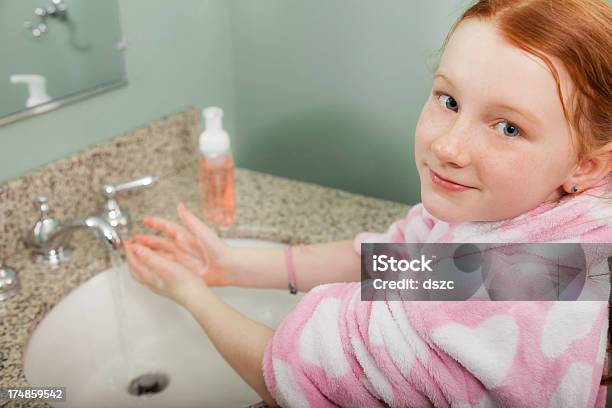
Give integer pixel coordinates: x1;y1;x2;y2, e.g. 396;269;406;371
0;0;468;205
229;1;466;204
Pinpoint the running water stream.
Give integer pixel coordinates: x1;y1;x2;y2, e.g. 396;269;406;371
109;250;134;386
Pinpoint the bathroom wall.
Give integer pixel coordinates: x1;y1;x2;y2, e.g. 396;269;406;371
228;0;468;204
0;0;236;183
0;0;467;205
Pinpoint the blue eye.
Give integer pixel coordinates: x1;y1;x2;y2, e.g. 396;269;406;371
435;92;524;138
495;121;521;137
438;94;458;112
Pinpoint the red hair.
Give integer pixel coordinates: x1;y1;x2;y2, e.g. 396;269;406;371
438;0;612;189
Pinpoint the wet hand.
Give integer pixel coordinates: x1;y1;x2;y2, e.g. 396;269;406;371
125;239;205;305
133;203;233;286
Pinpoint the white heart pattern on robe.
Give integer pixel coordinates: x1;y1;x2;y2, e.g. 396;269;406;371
540;302;601;359
431;314;518;389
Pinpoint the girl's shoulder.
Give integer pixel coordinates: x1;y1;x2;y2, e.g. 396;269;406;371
352;203;449;254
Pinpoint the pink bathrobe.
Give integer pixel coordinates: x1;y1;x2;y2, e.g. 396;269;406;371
263;182;612;408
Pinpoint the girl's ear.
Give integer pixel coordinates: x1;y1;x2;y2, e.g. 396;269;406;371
566;142;612;192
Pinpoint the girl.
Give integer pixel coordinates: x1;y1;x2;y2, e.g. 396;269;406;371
125;0;612;406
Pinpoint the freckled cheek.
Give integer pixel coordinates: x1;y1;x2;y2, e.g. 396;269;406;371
414;105;445;160
480;158;528;193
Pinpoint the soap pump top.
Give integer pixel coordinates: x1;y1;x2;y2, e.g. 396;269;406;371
10;74;51;108
199;107;230;157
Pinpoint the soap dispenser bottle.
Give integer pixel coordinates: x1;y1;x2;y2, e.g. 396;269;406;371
198;107;235;226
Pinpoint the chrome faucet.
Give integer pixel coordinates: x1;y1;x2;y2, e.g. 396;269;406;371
25;175;157;266
26;195;122;266
0;259;19;301
99;175;158;235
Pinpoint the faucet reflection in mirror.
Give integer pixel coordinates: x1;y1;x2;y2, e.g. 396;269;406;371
23;0;69;38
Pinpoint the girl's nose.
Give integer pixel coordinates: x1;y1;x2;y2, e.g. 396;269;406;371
431;117;473;167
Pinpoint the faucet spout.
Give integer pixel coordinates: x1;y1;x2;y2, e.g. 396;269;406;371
64;216;123;251
26;195;124;266
32;216;122;265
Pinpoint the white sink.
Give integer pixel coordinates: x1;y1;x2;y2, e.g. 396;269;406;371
24;239;303;408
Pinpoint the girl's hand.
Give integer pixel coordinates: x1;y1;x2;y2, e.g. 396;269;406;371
133;203;234;286
124;239;205;306
125;238;278;407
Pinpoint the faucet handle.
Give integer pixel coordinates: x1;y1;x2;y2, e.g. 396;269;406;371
34;194;51;216
0;259;19;301
102;175;158;198
99;175;158;234
28;195;62;248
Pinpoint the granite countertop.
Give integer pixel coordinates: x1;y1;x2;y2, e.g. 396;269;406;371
0;163;409;407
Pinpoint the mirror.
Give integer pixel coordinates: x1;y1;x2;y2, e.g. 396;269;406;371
0;0;126;125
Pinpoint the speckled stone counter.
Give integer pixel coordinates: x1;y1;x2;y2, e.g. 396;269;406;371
0;109;409;407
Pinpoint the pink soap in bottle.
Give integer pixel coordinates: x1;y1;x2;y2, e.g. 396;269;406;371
198;107;235;226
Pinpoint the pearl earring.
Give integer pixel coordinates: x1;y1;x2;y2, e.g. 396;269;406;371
570;186;578;193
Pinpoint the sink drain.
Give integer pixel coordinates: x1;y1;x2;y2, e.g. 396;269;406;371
127;372;170;396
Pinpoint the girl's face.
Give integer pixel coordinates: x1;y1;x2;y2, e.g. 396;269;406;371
415;18;578;223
